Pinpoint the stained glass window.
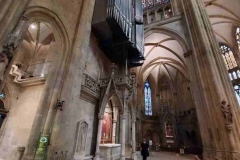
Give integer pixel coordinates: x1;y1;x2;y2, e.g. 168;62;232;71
229;73;233;80
220;44;240;106
236;27;240;52
235;85;240;105
237;70;240;78
145;81;152;116
220;45;237;70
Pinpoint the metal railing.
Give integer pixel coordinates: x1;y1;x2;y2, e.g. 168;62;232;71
107;0;133;40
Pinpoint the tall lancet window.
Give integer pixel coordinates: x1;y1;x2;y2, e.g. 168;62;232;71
236;27;240;52
220;44;240;105
144;81;152;116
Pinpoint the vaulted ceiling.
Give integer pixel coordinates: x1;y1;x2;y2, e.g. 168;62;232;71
137;32;189;88
136;0;240;89
204;0;240;50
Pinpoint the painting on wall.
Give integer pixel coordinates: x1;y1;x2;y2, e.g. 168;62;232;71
101;112;112;143
165;123;173;138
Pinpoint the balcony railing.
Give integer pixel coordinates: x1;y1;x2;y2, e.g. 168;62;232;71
142;0;171;11
142;0;173;25
107;0;133;40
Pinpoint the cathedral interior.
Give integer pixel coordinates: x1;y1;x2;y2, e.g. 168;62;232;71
1;0;240;160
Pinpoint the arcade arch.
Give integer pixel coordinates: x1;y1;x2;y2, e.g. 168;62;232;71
137;29;202;153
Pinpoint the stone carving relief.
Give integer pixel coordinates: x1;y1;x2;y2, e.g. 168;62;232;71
82;74;100;93
1;15;28;61
99;78;110;88
76;121;88;153
80;74;100;103
221;100;233;131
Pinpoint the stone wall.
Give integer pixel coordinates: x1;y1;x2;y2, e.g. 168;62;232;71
0;78;44;160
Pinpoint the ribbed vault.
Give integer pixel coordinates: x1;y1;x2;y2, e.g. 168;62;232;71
204;0;240;50
137;31;189;92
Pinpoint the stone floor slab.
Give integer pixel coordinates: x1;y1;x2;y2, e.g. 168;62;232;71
135;152;195;160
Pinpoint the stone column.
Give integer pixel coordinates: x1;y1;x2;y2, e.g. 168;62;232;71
131;117;137;160
155;9;158;21
94;116;103;160
120;109;127;160
171;0;181;15
181;0;240;159
112;120;117;143
112;106;119;144
170;0;175;16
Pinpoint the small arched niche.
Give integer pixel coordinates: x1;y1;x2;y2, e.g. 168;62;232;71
101;101;113;144
14;21;57;78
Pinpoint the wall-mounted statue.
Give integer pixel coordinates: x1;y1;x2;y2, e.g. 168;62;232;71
221;100;233;131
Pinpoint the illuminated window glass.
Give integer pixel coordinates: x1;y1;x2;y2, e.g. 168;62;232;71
220;45;237;70
145;81;152;116
236;27;240;53
233;72;238;79
220;44;240;106
235;85;240;106
229;51;237;68
229;73;233;81
0;93;4;99
222;54;229;70
237;70;240;78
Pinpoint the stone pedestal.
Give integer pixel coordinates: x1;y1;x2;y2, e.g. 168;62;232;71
99;144;121;160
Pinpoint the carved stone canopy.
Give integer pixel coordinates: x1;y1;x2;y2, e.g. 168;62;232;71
80;74;100;104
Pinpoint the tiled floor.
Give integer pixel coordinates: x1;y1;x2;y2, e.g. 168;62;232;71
136;152;195;160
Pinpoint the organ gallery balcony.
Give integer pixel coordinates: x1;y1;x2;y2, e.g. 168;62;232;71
92;0;144;67
142;0;177;25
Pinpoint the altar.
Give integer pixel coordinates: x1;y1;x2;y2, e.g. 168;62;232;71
99;144;121;160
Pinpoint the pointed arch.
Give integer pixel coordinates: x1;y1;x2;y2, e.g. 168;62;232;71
220;44;240;105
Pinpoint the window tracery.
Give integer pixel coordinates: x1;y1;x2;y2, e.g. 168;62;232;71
221;45;237;70
236;27;240;52
144;81;152;116
220;44;240;105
